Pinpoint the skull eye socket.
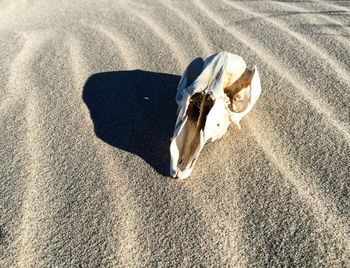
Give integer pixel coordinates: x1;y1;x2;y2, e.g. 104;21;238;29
187;93;202;121
224;67;255;113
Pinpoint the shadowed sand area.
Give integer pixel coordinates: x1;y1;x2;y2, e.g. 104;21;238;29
0;0;349;267
83;71;179;176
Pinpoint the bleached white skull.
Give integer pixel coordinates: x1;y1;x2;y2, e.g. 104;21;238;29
170;52;261;179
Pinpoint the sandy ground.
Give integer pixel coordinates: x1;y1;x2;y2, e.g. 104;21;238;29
0;0;349;266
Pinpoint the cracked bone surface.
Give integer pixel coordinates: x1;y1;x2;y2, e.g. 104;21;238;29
170;52;262;179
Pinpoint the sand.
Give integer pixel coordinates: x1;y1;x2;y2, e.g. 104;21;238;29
0;0;349;266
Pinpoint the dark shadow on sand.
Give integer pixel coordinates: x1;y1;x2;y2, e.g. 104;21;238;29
83;70;180;176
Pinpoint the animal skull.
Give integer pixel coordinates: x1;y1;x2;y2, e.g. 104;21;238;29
170;52;262;179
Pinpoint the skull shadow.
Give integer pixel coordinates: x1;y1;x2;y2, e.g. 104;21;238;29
82;70;180;176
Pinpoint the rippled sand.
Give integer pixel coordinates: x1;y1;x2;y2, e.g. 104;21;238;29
0;0;349;266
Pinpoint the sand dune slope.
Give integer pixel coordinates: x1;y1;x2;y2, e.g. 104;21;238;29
0;0;349;266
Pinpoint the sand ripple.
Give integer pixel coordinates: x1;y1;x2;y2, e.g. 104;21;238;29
0;0;349;266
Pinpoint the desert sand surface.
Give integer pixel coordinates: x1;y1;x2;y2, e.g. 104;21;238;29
0;0;349;266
